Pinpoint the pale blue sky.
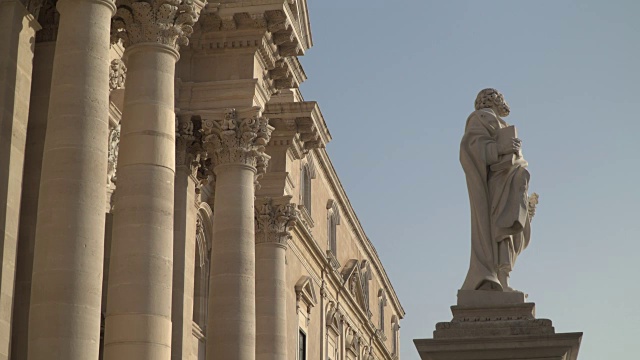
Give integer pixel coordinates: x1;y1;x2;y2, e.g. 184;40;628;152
299;1;640;359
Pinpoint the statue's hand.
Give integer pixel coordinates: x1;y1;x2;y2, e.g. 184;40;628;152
498;137;522;155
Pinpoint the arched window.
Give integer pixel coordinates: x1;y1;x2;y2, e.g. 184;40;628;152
378;290;387;333
327;199;340;255
192;217;209;328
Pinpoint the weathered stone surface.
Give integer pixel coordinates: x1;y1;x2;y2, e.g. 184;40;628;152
416;302;581;359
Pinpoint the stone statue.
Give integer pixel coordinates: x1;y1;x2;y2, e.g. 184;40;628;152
460;88;538;292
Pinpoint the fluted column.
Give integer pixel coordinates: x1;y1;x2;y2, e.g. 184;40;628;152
27;0;115;357
202;108;273;360
255;196;298;360
171;116;204;360
103;2;200;359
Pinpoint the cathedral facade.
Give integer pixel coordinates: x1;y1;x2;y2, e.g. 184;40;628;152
0;0;404;359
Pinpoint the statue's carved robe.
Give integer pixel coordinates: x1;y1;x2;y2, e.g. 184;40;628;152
460;108;531;291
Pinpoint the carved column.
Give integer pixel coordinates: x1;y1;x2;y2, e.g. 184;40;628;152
26;0;115;357
255;196;298;360
171;116;205;360
103;1;200;359
202;108;273;360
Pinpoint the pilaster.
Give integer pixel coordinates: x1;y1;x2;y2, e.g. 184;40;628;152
172;115;206;360
11;39;55;360
0;2;40;358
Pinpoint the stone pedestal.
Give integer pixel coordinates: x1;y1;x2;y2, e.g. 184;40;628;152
414;291;582;360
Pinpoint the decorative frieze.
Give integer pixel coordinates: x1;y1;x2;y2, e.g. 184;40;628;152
111;0;202;49
109;59;126;91
201;108;273;173
255;196;298;246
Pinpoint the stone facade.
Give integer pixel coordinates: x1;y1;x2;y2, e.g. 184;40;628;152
0;1;404;360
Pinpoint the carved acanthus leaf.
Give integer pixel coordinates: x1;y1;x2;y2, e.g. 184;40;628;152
255;197;298;246
111;0;201;49
201;108;273;174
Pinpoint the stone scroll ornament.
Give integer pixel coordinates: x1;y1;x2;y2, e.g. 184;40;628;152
110;0;201;49
460;88;539;293
255;198;299;246
201;108;274;188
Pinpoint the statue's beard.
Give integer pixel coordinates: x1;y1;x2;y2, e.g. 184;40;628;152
497;104;510;117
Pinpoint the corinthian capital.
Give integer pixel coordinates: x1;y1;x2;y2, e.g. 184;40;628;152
176;115;207;176
255;196;299;246
111;0;202;49
201;108;273;174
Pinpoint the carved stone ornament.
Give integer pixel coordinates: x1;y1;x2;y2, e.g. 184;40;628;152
20;0;44;18
109;59;127;91
176;115;207;176
35;0;59;43
107;124;120;184
111;0;201;49
255;196;298;246
201;108;273;173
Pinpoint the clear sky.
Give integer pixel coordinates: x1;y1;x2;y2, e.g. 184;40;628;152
299;1;640;359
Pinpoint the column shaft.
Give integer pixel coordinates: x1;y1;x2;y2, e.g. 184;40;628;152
256;243;288;360
171;168;197;360
0;3;39;358
207;164;257;360
104;44;178;360
11;40;56;360
27;0;114;358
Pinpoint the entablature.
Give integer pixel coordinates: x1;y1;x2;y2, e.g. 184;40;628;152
264;101;331;158
195;0;311;54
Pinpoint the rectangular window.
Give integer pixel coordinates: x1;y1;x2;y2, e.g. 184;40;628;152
298;329;307;360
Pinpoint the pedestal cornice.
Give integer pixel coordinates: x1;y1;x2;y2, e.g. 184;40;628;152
255;196;298;247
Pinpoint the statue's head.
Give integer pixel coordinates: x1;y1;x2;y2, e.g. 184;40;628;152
474;88;510;117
